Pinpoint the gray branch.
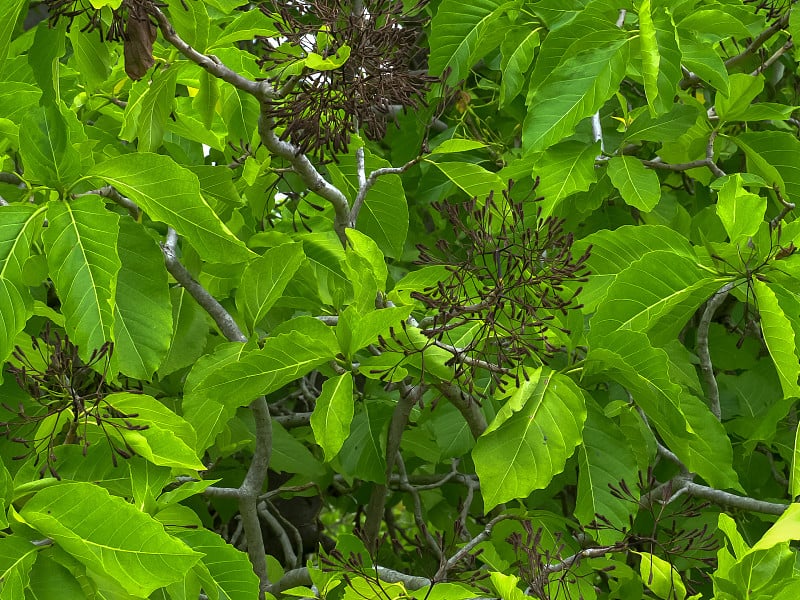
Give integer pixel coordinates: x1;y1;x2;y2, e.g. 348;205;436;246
349;156;420;228
75;185;140;220
696;282;736;420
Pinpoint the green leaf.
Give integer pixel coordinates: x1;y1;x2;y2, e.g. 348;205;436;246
166;0;209;52
635;552;686;600
0;536;37;600
735;131;800;203
90;153;253;263
345;228;387;291
624;103;699;142
715;173;766;242
638;0;682;116
430;139;488;155
106;392;203;469
327;149;408;259
311;373;354;462
576;224;695;310
183;327;339;451
606;156;662;211
716;73;764;123
305;45;351;70
531;141;599;215
175;529;260;600
68;17;112;92
428;0;505;83
158;287;209;377
490;572;527;600
474;370;586;510
753;279;800;399
588;250;724;347
575;399;639;544
19;104;81;193
114;218;173;379
20;482;202;597
210;10;280;48
523;33;629;152
428;161;505;201
336;305;413;359
137;64;180;153
235;242;305;333
677;33;729;95
338;400;392;483
500;28;541;107
43;197;120;362
0;0;27;79
752;503;800;551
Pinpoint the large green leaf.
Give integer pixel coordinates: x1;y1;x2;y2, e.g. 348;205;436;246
735;131;800;202
530;141;599;215
137;63;179;153
183;326;339;451
473;370;586;510
43;197;120;362
209;9;279;48
587;331;740;489
677;32;729;96
89;153;253;263
576;224;695;310
105;392;204;471
624;103;699;143
20;482;202;597
716;73;764;123
174;529;260;600
158;287;209;377
68;17;112;92
639;0;682;116
235;242;304;334
19;104;81;193
338;400;393;483
500;28;541;107
311;372;354;462
716;173;766;242
114;218;173;380
0;536;37;600
523;34;629;152
753;279;800;399
428;161;505;202
428;0;505;82
606;155;662;211
0;0;26;79
336;305;413;359
575;399;639;544
588;250;724;347
328;149;409;259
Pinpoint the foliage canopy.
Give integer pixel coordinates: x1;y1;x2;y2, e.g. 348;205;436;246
2;0;800;599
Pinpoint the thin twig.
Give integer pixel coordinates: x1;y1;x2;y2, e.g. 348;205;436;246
349;156;421;228
436;514;519;580
770;184;795;230
751;39;793;75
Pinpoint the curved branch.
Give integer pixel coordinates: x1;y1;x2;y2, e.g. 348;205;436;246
696;282;736;420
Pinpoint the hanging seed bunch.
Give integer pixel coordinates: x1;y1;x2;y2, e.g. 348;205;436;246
396;180;590;394
259;0;437;160
1;325;144;478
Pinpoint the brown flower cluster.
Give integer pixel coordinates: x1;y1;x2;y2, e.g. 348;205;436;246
391;181;591;394
259;0;437;160
2;326;142;477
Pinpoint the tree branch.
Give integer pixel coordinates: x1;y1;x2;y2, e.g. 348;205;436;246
436;382;488;438
362;383;423;554
151;7;270;100
75;185;140;220
696;282;736;420
349;156;421;228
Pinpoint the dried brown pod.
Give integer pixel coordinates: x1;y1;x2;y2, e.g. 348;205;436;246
124;7;157;80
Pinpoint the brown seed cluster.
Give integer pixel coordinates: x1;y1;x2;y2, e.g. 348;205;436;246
259;0;437;160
